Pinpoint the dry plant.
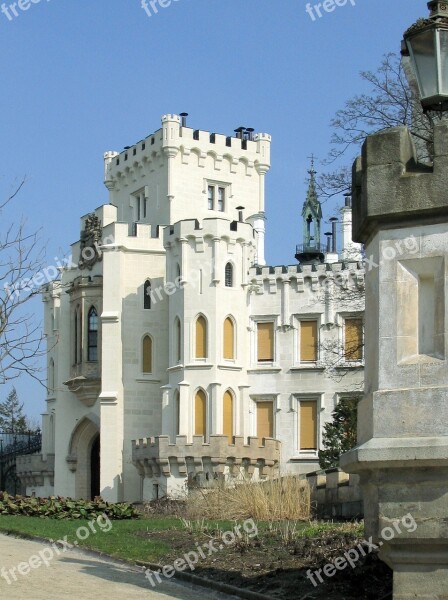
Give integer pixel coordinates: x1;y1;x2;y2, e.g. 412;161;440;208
186;475;310;522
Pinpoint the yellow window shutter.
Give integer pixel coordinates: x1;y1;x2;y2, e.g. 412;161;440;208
143;336;152;373
345;318;363;361
223;318;235;360
257;322;274;362
300;321;318;362
257;401;274;439
223;390;234;442
300;401;317;450
196;316;207;358
195;390;207;436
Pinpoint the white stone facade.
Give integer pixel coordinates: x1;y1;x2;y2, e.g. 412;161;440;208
25;114;364;502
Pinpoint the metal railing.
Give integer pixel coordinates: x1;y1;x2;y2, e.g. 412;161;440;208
295;243;326;255
0;431;42;459
0;431;41;495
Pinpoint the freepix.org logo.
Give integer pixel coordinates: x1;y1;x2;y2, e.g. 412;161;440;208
1;0;52;22
305;0;356;22
141;0;181;18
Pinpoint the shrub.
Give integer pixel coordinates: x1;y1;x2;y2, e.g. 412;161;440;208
0;492;139;520
318;396;359;470
186;476;311;522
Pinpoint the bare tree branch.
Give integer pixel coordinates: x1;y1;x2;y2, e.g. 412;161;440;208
0;180;48;385
318;52;437;199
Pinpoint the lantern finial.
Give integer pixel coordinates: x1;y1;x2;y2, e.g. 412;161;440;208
428;1;448;19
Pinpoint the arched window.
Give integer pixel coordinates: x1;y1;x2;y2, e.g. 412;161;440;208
144;280;152;310
87;307;98;361
195;389;207;437
175;318;182;363
74;305;82;364
195;315;207;359
174;390;180;437
223;317;235;360
142;335;153;373
225;262;233;287
48;359;55;394
223;390;234;443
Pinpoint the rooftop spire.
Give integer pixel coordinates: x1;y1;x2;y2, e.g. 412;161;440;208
295;156;324;265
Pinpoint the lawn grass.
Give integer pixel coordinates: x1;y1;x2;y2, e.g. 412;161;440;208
0;515;179;563
0;514;364;564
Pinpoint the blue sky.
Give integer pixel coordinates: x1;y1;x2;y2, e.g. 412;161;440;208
0;0;424;419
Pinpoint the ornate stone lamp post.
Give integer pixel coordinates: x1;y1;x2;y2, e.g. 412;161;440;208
341;2;448;599
402;1;448;112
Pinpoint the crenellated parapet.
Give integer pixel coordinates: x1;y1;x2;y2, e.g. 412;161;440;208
16;454;55;489
132;435;281;481
248;261;364;294
103;114;271;192
164;217;255;247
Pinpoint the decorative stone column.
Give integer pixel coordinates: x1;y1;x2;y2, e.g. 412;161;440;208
341;123;448;599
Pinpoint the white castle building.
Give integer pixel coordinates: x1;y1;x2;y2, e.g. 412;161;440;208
17;114;365;502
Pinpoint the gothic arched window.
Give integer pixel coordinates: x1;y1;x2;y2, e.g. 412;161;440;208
142;335;153;373
87;307;98;362
195;316;207;359
144;280;152;310
225;263;233;287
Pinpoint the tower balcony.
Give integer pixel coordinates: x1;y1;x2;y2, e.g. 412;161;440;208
295;243;325;265
64;362;101;408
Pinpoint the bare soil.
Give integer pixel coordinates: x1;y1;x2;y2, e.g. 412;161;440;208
134;505;393;600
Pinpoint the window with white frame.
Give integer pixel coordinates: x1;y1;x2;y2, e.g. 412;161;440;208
133;189;147;222
257;322;275;363
298;398;318;452
207;182;227;212
299;319;319;363
343;316;364;362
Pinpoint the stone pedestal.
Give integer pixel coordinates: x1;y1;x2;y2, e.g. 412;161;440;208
341;124;448;599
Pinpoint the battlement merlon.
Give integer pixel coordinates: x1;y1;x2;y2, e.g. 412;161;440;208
249;261;364;281
352;123;448;244
164;217;256;246
103;114;272;188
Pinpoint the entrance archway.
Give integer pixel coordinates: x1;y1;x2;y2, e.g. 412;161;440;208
90;435;100;499
67;416;100;499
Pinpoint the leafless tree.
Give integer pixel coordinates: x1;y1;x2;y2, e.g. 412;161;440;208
0;179;47;384
318;52;435;200
316;272;365;387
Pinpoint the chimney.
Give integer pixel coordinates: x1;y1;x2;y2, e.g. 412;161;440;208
330;217;338;253
246;128;255;141
236;206;245;222
325;232;332;253
234;127;245;139
344;192;352;208
180;112;189;127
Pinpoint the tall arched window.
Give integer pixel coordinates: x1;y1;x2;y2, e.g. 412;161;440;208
195;315;207;359
225;262;233;287
74;305;82;364
144;280;152;310
175;318;182;363
223;390;234;443
87;307;98;361
195;389;207;437
223;317;235;360
174;390;180;437
142;335;153;373
48;358;55;394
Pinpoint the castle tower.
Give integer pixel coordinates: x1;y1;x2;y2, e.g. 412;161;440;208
295;157;324;264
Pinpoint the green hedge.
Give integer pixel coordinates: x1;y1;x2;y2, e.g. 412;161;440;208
0;492;140;520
